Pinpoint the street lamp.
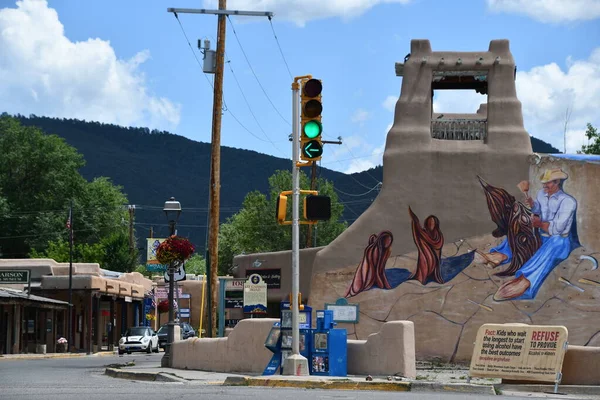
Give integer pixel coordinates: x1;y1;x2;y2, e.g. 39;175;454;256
161;197;181;368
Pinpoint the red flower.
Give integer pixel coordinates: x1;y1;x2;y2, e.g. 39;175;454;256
157;299;170;313
156;235;195;266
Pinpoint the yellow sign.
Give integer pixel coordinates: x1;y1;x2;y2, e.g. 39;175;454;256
146;238;167;263
470;323;568;382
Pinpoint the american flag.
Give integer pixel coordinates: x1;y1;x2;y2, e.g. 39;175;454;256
66;208;72;230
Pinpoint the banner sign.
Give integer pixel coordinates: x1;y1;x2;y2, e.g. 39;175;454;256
0;270;30;284
470;323;568;383
243;274;267;314
245;268;281;289
146;238;167;271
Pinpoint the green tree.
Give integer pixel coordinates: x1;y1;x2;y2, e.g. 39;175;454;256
218;170;347;274
580;123;600;155
184;254;207;275
0;116;135;267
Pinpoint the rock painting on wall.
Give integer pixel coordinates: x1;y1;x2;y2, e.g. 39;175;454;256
476;168;580;301
344;167;583;302
344;212;475;298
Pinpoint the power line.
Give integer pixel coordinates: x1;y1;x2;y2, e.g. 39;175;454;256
227;15;291;127
267;16;293;80
334;182;382;197
225;58;287;156
172;12;286;153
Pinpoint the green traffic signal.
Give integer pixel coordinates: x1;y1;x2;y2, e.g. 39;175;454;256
303;120;322;139
302;140;323;159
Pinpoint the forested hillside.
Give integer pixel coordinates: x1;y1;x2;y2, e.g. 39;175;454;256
11;114;560;254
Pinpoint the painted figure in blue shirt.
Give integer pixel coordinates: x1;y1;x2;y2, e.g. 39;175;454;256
491;168;580;301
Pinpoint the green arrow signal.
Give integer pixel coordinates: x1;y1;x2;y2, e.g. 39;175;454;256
302;140;323;159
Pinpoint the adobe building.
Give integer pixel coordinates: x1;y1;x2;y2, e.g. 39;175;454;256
234;39;600;363
0;259;152;354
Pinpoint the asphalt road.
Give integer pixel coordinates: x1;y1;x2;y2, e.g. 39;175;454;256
0;354;539;400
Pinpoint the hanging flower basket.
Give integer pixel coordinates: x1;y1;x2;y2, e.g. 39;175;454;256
157;299;170;314
156;235;195;266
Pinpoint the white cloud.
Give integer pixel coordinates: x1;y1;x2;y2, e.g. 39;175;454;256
432;90;487;114
351;108;370;125
486;0;600;23
516;48;600;153
203;0;412;26
0;0;180;130
382;95;397;112
428;48;600;154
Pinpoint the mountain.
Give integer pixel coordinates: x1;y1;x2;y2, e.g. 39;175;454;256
11;114;560;254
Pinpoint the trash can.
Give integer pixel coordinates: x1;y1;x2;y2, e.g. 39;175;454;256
36;344;47;354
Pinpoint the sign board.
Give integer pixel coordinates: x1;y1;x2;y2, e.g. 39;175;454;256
225;279;245;291
146;264;168;272
225;298;243;309
155;287;183;299
470;324;568;383
224;278;245;309
243;274;267;314
245;268;281;289
0;270;30;284
325;298;359;323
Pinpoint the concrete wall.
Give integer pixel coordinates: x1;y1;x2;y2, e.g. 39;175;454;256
171;318;277;372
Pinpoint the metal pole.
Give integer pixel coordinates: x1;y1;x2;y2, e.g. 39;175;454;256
282;78;309;376
291;82;300;357
67;200;73;352
207;0;226;338
162;221;176;367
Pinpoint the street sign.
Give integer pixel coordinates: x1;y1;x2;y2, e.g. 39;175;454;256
146;263;168;272
164;265;186;282
243;274;267;314
301;140;323;159
0;270;30;284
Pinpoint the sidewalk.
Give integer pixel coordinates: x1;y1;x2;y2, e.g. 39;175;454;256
103;361;600;398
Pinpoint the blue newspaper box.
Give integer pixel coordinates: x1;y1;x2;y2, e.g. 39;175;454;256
311;310;347;376
262;302;313;375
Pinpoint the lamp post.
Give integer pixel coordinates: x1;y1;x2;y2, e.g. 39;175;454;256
161;197;181;368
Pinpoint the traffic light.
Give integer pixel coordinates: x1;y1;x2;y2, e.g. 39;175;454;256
300;78;323;162
303;195;331;221
276;193;288;223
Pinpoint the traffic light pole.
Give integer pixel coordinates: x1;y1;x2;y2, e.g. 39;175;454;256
283;77;310;376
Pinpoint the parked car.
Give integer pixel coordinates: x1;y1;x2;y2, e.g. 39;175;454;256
157;322;197;349
118;327;159;355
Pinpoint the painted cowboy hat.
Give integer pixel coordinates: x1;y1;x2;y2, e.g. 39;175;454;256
539;168;568;183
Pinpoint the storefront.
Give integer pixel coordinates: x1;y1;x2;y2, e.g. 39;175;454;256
0;288;68;354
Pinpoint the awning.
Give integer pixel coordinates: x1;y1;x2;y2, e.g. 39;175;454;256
0;287;69;310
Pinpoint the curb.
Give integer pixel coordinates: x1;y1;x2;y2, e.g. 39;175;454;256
224;377;411;391
496;384;600;396
104;368;185;383
411;382;496;395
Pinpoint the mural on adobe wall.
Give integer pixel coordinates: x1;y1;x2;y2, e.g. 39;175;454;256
310;162;600;363
344;168;584;302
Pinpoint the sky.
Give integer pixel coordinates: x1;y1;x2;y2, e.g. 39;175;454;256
0;0;599;174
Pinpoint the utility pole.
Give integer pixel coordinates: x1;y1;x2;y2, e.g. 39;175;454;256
128;205;136;260
67;200;73;352
167;4;274;337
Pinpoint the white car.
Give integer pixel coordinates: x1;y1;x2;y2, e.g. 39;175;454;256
118;327;159;355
